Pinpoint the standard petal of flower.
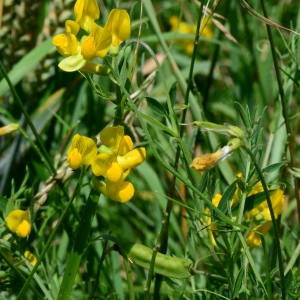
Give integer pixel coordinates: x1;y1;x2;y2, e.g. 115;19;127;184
117;148;146;170
118;135;133;155
91;153;112;177
92;25;112;58
58;55;87;72
106;181;134;203
67;134;97;169
100;126;124;151
105;9;131;47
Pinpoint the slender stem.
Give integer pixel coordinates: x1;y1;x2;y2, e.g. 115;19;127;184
0;60;56;175
242;145;285;299
16;168;86;299
259;0;300;224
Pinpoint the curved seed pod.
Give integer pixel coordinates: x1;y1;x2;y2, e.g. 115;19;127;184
120;242;193;279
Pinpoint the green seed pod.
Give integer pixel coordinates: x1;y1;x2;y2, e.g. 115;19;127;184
120;242;193;279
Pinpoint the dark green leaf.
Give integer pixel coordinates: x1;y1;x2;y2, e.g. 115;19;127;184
218;180;237;214
243;190;275;212
169;81;178;108
263;162;285;174
235;102;250;128
0;196;7;213
233;267;244;298
145;97;166;117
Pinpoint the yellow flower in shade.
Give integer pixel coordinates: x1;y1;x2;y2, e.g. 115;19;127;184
203;194;222;246
24;251;37;267
245;187;285;221
57;23;112;73
169;16;213;54
91;176;134;203
105;9;131;55
0;123;19;136
67;134;97;170
246;220;272;248
74;0;100;33
6;209;31;238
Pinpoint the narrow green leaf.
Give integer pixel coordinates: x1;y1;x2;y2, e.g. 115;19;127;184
263;162;285;174
145;97;166;117
169;81;177;109
0;196;7;213
233;267;244;298
218;181;237;214
235;102;250;128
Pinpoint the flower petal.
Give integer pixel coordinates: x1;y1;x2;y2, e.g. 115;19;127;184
106;181;134;203
58;55;87;72
117;147;146;170
100;126;124;151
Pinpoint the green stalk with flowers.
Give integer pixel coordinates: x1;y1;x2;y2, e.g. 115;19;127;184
1;0;300;299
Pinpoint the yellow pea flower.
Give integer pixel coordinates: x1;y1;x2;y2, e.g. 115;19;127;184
91;177;135;203
246;221;272;248
67;134;97;170
74;0;100;33
246;187;284;221
105;9;131;55
52;20;80;57
6;209;31;238
24;251;37;267
58;23;112;73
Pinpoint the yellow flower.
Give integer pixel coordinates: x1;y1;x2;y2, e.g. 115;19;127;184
91;176;134;203
0;123;19;136
245;186;285;221
57;23;112;73
91;126;146;203
92;126;146;179
6;209;31;238
202;194;222;246
105;9;131;55
74;0;100;33
24;251;37;267
52;20;80;57
169;16;213;54
67;134;97;170
190;138;242;172
246;221;272;248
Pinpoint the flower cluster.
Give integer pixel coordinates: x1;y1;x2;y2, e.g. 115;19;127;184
52;0;131;73
66;125;146;203
203;178;285;248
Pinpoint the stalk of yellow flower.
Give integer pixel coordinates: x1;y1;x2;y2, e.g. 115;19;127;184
74;0;100;33
67;134;97;170
6;209;31;238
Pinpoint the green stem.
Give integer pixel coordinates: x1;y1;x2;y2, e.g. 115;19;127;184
58;189;99;299
0;60;56;175
259;0;300;225
16;168;86;299
242;145;285;299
